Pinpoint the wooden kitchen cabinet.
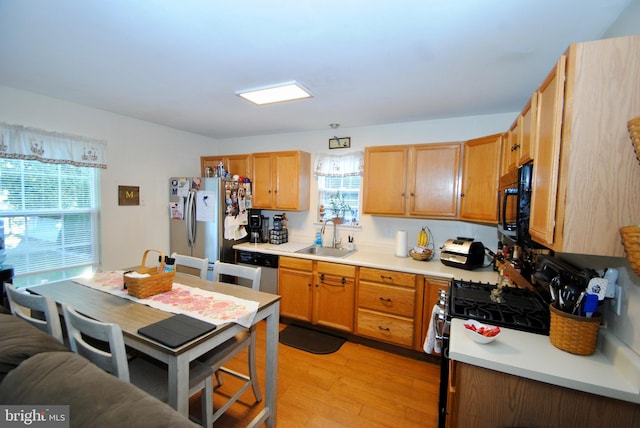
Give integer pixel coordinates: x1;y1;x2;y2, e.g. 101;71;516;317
459;133;502;223
251;150;310;211
356;267;424;349
449;361;640;428
200;154;251;177
363;143;462;219
278;256;356;332
501;94;537;177
278;256;314;322
529;35;640;256
362;145;409;216
313;262;356;332
502;119;519;175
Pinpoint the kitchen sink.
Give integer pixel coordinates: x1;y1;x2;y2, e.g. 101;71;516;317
295;246;356;258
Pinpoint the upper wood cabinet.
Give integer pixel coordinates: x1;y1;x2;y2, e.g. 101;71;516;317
251;150;310;211
459;134;502;223
200;154;251;177
362;145;409;216
530;35;640;256
409;143;462;218
519;92;537;165
529;56;566;247
363;143;462;218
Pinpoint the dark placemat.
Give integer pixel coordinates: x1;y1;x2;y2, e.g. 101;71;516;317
279;324;345;354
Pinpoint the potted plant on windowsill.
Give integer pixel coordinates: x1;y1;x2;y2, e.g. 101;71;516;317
328;192;351;224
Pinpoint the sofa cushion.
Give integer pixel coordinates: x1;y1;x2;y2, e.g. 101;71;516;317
0;352;199;428
0;313;68;382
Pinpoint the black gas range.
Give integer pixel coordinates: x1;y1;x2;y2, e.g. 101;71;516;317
449;279;550;335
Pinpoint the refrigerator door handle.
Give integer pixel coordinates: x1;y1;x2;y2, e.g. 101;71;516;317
186;189;197;249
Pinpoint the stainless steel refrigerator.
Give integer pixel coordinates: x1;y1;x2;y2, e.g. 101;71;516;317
169;177;250;279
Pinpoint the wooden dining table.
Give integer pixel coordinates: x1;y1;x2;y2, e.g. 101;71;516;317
28;273;281;428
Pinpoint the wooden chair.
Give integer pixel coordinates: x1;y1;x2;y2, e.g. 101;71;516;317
199;260;262;422
170;252;209;280
62;303;213;427
6;283;64;344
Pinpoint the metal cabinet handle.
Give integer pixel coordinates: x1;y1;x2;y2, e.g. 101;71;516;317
379;297;392;304
380;275;393;280
378;326;391;332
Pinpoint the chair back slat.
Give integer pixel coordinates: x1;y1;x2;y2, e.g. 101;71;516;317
6;283;64;343
170;252;209;279
212;261;261;291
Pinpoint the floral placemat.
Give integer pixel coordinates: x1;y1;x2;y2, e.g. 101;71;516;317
73;271;258;328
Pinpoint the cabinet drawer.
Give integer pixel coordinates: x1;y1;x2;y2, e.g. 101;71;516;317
356;308;414;347
358;281;415;317
317;261;356;278
359;267;416;288
279;256;313;271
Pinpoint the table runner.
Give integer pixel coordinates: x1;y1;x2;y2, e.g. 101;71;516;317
73;271;258;328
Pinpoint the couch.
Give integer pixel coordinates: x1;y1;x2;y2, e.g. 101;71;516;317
0;313;199;428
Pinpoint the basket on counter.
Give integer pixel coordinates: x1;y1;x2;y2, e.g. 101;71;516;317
124;249;175;299
620;225;640;276
409;248;434;261
549;303;601;356
628;116;640;162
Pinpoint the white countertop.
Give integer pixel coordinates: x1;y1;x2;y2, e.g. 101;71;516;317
449;318;640;404
234;242;499;283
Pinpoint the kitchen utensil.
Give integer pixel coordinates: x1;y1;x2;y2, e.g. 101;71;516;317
583;293;599;317
559;282;582;313
572;291;586;315
587;277;608;301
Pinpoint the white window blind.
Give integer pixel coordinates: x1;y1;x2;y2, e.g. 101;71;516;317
315;152;363;225
0;159;100;286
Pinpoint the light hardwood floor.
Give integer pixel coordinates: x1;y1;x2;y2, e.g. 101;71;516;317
190;322;441;427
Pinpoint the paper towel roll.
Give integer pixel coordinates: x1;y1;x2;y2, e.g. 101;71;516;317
395;230;408;257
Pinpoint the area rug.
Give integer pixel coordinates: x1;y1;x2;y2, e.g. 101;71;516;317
279;324;346;354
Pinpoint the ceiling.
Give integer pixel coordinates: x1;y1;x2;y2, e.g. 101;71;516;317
0;0;632;139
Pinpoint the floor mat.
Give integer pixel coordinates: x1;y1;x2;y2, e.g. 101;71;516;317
279;324;346;354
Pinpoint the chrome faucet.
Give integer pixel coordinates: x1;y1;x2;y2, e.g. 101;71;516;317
321;219;342;248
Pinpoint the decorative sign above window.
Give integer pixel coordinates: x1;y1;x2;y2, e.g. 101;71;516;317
118;185;140;206
329;136;351;149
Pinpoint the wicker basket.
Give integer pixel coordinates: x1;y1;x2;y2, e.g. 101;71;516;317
409;249;434;261
549;303;601;355
628;116;640;162
620;225;640;276
124;249;175;298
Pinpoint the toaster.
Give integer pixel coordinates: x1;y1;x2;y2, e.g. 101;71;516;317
440;237;486;270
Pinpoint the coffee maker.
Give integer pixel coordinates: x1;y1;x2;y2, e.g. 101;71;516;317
248;209;262;243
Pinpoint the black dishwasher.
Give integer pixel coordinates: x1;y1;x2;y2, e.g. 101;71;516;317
236;250;279;294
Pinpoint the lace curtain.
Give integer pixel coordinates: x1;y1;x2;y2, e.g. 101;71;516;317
0;122;107;169
314;151;363;177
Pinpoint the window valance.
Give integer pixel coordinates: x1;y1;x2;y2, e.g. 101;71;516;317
314;151;363;177
0;122;107;169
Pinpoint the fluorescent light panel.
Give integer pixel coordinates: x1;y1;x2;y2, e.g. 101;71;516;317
236;81;312;105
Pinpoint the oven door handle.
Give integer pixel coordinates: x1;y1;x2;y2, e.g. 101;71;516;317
434;309;447;341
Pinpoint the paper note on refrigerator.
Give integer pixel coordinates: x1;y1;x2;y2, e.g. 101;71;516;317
195;190;216;222
170;200;184;220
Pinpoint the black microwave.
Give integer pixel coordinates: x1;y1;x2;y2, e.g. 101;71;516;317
498;163;535;246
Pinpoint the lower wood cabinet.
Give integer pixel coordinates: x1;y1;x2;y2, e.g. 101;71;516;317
356;267;423;349
278;256;356;333
449;361;640;428
279;258;427;349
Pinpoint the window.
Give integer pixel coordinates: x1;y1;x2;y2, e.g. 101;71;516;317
317;175;361;225
314;151;363;225
0;159;100;286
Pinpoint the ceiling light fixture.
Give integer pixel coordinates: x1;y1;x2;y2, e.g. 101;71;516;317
236;81;313;105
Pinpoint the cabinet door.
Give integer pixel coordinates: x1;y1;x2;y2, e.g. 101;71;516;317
251;153;274;208
421;276;450;354
529;56;566;246
279;267;314;322
519;93;537;165
408;143;461;218
274;151;307;210
362;146;408;215
507;118;520;172
459;134;502;222
314;262;356;332
226;154;251;178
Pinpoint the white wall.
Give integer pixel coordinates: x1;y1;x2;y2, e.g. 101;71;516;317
215;114;515;254
0;85;217;270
